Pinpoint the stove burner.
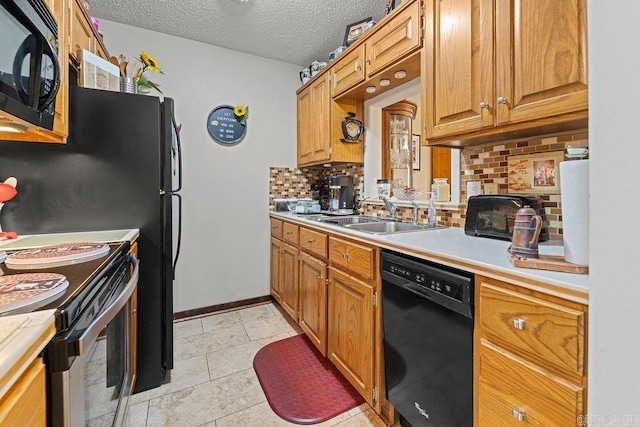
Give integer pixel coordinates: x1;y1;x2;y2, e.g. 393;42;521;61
5;242;109;270
0;272;68;314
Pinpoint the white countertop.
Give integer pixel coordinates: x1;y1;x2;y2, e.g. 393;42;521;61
271;212;589;303
0;229;139;251
0;309;56;397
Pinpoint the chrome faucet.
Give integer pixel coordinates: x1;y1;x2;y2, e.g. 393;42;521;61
382;196;396;220
410;201;420;224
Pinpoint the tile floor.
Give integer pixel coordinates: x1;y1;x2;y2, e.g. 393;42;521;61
126;302;388;426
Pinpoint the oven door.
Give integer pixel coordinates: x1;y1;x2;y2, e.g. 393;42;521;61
48;257;139;427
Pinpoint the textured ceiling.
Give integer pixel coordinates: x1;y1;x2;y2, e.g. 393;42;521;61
88;0;391;67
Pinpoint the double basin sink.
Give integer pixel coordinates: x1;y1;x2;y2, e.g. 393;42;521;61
313;215;445;235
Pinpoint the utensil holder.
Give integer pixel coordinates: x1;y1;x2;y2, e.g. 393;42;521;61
120;77;138;94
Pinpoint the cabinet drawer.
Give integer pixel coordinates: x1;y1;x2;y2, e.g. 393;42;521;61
282;222;299;246
366;0;421;77
331;45;366;97
299;227;327;259
329;237;375;280
480;282;585;375
270;218;283;239
478;340;584;427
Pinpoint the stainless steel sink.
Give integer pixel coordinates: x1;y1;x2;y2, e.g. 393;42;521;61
312;215;446;234
344;221;445;234
314;216;387;225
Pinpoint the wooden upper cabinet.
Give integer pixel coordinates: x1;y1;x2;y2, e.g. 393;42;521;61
366;0;422;78
296;86;313;165
70;0;94;61
311;75;331;163
297;75;330;166
423;0;588;144
424;0;495;138
495;0;588;125
330;45;366;98
44;0;70;140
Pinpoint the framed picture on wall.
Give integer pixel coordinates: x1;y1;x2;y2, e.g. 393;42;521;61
412;134;421;170
385;0;396;15
507;151;564;194
343;17;371;46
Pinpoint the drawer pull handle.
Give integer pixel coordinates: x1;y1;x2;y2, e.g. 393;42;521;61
343;253;349;260
512;319;526;330
286;231;292;234
307;239;314;243
512;408;525;421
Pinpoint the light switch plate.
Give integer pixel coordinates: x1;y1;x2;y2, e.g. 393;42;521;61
484;183;499;194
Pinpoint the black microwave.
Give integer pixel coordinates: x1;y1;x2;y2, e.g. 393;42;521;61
0;0;60;131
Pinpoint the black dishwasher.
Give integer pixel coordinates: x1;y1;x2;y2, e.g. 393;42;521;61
381;249;473;427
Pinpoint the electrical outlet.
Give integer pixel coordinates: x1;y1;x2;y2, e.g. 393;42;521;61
484;183;499;194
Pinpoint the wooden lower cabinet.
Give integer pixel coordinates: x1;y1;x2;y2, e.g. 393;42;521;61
476;275;587;426
280;241;299;320
327;266;375;406
0;358;47;426
478;340;584;426
270;237;283;303
299;252;328;355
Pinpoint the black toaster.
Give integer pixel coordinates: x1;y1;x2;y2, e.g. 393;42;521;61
464;195;548;241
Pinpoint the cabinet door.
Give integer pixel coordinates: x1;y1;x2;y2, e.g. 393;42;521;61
0;358;47;426
43;0;69;140
297;86;313;165
299;253;328;355
366;0;422;77
424;0;495;138
270;238;282;303
310;75;331;163
495;0;588;125
331;45;366;98
70;0;94;61
280;242;299;321
327;267;375;405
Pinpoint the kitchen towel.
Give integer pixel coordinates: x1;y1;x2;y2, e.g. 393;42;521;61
559;159;589;265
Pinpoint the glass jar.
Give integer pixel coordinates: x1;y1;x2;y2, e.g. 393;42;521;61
433;178;450;202
376;179;391;198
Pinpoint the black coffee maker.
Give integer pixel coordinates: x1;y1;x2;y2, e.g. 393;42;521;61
328;176;354;215
311;179;329;210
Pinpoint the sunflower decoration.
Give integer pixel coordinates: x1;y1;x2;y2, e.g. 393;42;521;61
132;51;164;94
234;105;249;126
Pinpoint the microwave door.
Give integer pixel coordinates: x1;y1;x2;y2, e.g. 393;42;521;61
12;34;60;111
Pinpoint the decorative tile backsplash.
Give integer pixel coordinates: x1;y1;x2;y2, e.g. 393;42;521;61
268;131;588;241
269;164;364;205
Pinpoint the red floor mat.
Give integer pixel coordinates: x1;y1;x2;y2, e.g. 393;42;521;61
253;334;365;425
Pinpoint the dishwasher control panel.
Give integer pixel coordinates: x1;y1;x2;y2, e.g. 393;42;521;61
381;250;473;308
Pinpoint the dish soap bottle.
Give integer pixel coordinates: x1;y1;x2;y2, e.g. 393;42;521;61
427;187;437;228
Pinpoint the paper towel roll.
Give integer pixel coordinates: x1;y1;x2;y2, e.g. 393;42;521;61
560;160;589;265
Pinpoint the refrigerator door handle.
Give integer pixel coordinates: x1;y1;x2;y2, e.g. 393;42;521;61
170;191;182;278
172;116;183;193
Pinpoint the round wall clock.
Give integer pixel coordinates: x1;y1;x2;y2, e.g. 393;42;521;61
207;105;247;145
341;112;363;143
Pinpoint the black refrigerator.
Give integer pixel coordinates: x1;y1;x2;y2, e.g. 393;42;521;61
0;86;182;393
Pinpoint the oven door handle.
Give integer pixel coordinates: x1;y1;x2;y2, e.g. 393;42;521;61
76;257;139;355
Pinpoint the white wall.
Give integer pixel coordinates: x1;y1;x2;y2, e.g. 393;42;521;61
99;20;300;312
588;1;640;417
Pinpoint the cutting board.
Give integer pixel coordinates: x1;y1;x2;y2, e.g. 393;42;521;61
508;251;588;274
